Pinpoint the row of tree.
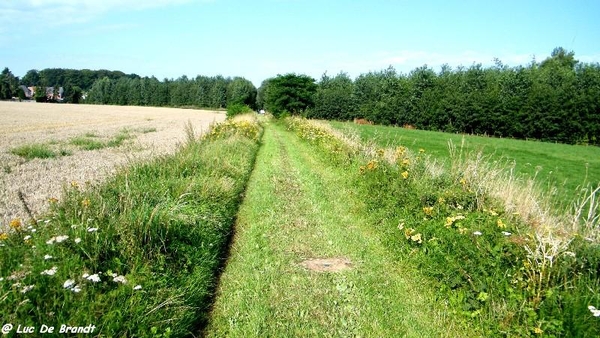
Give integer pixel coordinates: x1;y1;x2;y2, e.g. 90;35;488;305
85;75;257;108
258;48;600;145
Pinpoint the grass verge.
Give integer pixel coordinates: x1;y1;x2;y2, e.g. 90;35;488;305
331;121;600;207
297;117;600;336
10;143;71;160
205;121;473;337
0;115;262;337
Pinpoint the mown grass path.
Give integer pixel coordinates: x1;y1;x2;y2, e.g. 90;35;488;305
204;122;476;337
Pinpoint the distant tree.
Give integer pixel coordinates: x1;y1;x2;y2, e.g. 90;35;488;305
310;72;357;120
21;69;40;86
0;67;19;99
256;78;273;110
227;77;257;108
264;73;317;117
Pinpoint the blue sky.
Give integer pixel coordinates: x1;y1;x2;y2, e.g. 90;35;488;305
1;0;599;86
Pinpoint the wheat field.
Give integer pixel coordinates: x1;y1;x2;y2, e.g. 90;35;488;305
0;101;225;227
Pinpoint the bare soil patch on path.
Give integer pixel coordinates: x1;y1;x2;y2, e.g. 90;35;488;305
0;101;225;227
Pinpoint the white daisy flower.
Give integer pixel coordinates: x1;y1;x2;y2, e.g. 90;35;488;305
41;267;58;276
113;275;127;284
473;231;482;236
44;254;53;260
86;274;101;283
63;279;76;289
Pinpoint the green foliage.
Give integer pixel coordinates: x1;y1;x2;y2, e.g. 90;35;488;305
263;73;317;118
0;67;19;99
307;48;600;145
287;117;600;336
226;103;253;118
227;77;257;107
0;117;263;337
10;143;61;159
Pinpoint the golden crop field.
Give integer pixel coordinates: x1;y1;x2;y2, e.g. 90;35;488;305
0;101;225;227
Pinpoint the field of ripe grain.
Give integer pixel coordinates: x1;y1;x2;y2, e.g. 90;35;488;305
0;101;225;227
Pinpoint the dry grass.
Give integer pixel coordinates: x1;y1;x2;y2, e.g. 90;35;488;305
0;101;225;227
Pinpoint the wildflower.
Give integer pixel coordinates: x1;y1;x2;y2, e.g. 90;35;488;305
81;199;90;208
404;228;416;240
460;178;467;186
86;274;101;283
21;285;35;293
395;146;406;157
398;222;405;230
0;277;4;281
588;305;600;317
401;171;409;179
74;238;82;244
0;233;8;240
497;219;506;228
410;233;423;244
502;231;512;236
422;207;434;216
359;166;366;174
24;235;32;241
72;285;82;293
30;228;36;233
48;197;59;204
366;160;378;170
419;148;425;153
134;285;142;291
87;227;98;233
402;158;410;166
44;254;53;260
71;181;79;188
113;275;127;284
534;326;543;334
10;218;22;230
82;273;89;278
56;235;68;243
63;279;76;289
41;267;58;276
473;231;482;236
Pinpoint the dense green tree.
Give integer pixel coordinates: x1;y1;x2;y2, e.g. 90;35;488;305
310;72;357;120
20;69;40;87
0;68;19;99
264;73;317;117
227;77;257;108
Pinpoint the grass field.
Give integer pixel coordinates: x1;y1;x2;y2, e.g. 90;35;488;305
330;121;600;207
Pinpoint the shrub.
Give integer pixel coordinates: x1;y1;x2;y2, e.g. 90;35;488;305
226;103;253;119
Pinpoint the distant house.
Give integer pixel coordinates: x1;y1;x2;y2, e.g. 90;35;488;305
24;86;64;101
18;85;33;99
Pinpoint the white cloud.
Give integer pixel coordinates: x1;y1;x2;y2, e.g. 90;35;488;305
0;0;209;31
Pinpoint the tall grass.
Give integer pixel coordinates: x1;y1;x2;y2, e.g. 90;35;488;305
287;116;600;336
0;115;262;336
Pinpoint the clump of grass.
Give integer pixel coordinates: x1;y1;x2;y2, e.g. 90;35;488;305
139;127;157;134
287;117;600;336
70;129;133;151
0;116;263;336
11;143;59;160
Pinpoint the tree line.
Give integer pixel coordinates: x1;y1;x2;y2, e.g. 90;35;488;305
259;48;600;145
85;75;256;109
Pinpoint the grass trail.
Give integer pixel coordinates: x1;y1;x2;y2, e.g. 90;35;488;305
204;122;476;337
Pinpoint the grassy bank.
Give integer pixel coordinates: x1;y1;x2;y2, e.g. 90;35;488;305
331;121;600;207
303;118;600;336
205;121;473;337
0;115;262;337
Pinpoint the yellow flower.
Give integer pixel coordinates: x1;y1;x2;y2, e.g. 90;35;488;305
497;219;506;228
71;181;80;189
402;158;411;166
401;171;409;179
81;199;91;208
395;146;406;157
0;232;8;240
419;148;425;153
404;228;415;239
376;149;385;157
48;197;59;204
445;217;454;227
422;207;433;216
410;233;423;244
366;160;378;170
359;166;366;174
460;178;467;185
9;218;22;230
534;326;543;334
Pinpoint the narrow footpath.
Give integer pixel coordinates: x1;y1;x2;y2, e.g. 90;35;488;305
204;122;476;337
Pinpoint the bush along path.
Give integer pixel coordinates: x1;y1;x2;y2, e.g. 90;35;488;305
204;120;474;337
0;115;262;337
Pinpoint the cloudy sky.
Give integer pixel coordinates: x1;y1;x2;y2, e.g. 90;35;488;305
1;0;599;86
